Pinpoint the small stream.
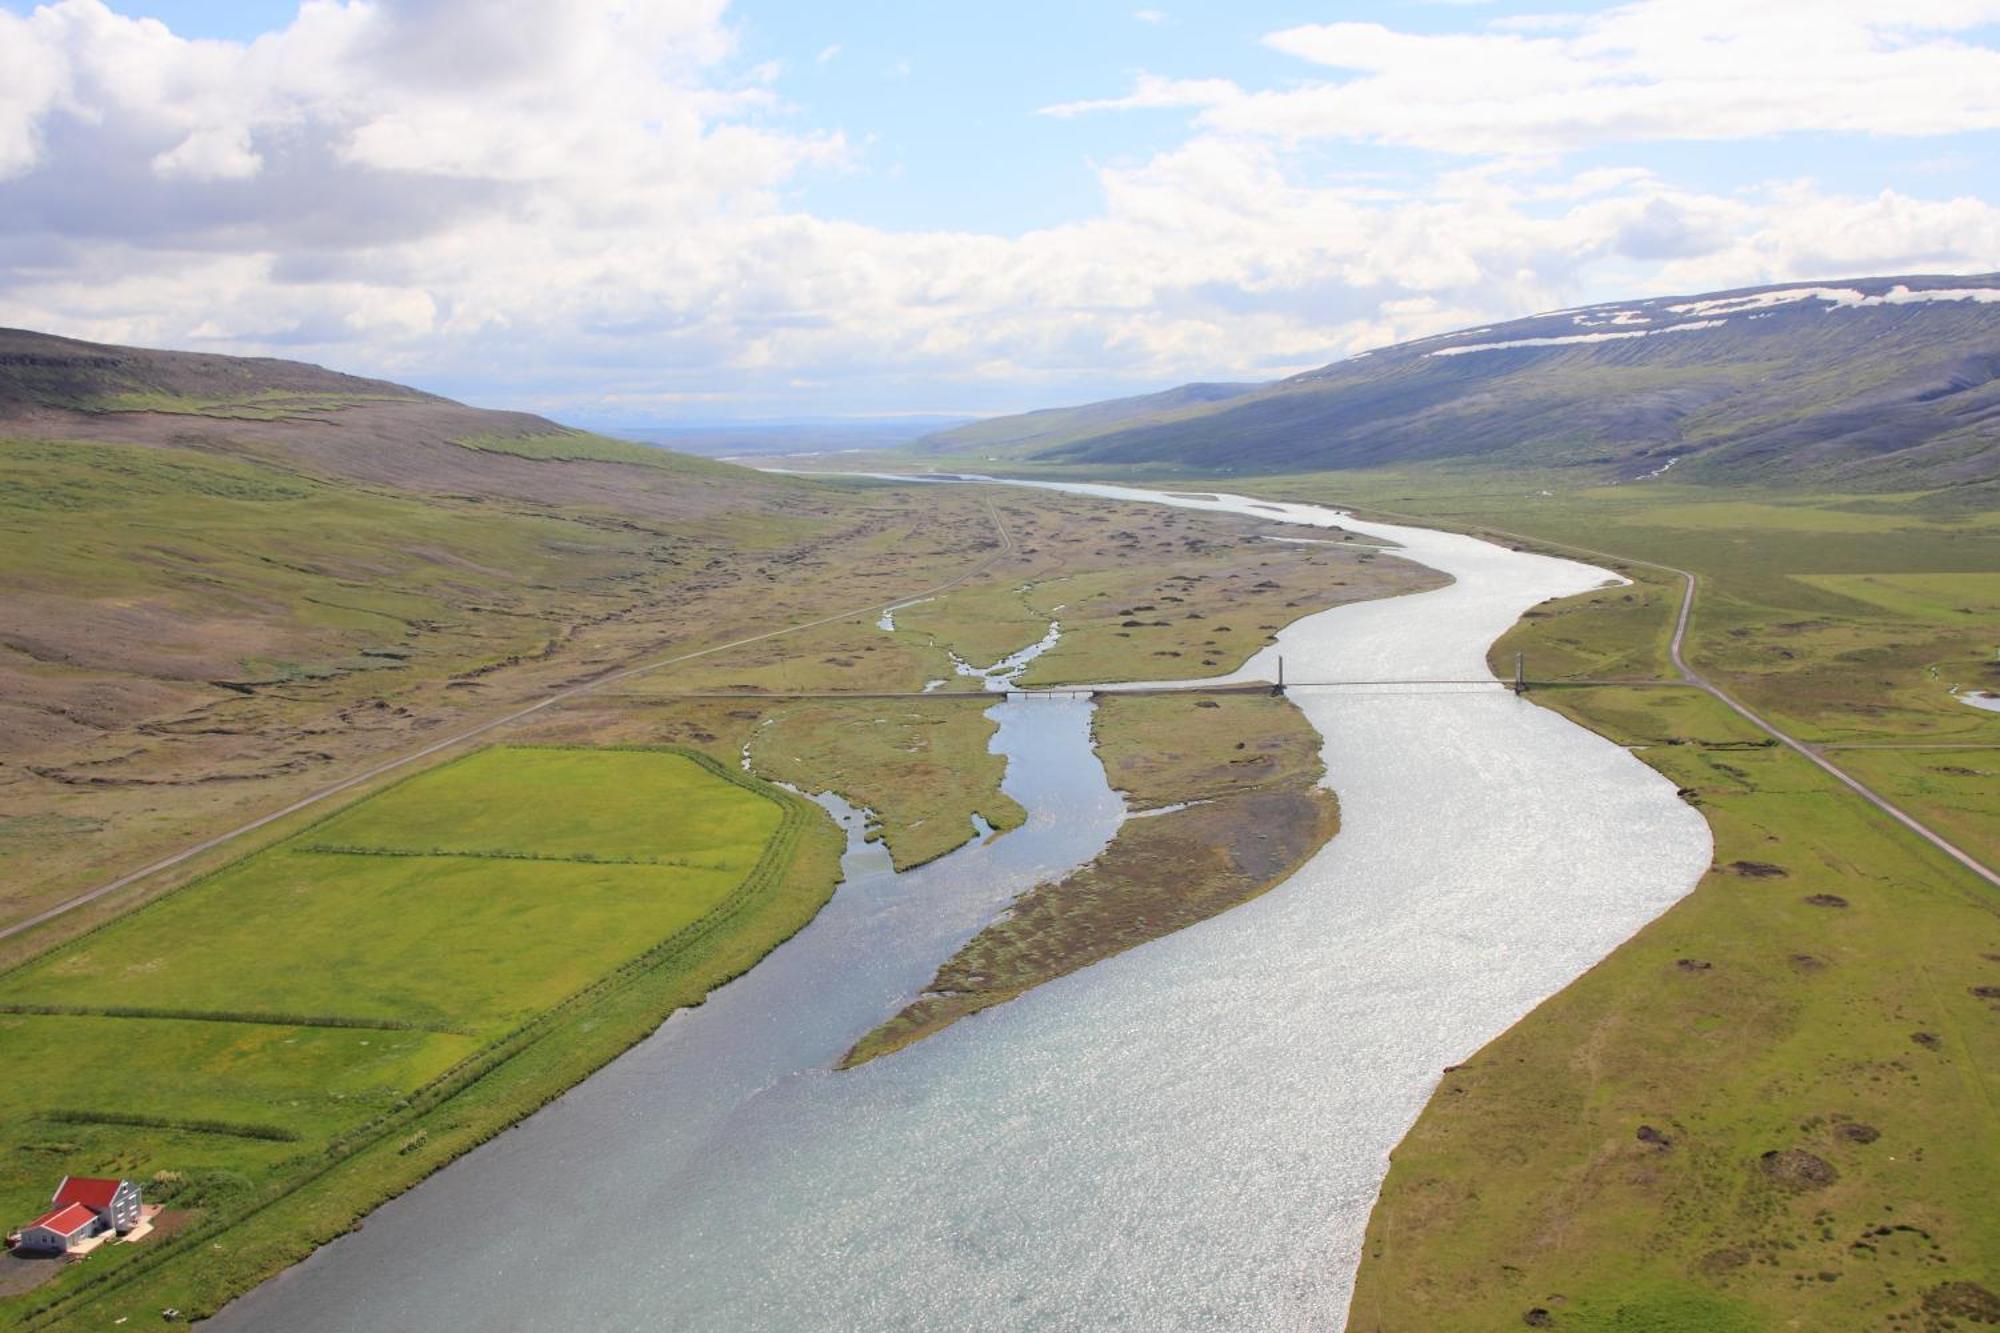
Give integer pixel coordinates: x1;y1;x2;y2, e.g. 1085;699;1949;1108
209;482;1711;1333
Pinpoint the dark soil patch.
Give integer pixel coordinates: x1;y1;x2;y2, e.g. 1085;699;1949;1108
1727;859;1788;877
150;1208;197;1239
1835;1122;1880;1144
1698;1247;1752;1276
1922;1281;2000;1322
1970;985;2000;999
1636;1124;1672;1148
1790;953;1828;972
1804;893;1850;908
1675;958;1712;972
1911;1031;1943;1050
1523;1309;1554;1328
1760;1148;1838;1191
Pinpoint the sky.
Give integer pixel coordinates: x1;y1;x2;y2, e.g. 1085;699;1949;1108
2;1;1998;423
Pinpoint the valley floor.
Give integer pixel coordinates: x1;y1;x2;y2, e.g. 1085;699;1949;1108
1227;471;2000;1331
0;462;1440;1328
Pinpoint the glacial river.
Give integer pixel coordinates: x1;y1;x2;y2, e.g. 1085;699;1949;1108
209;484;1711;1332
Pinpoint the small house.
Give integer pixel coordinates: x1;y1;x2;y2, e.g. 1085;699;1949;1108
8;1177;143;1255
50;1177;142;1234
12;1202;101;1254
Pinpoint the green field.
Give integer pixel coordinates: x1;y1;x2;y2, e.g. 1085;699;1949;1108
1297;469;2000;1330
452;429;748;476
1350;686;2000;1331
1233;472;2000;852
889;521;1436;687
0;745;830;1329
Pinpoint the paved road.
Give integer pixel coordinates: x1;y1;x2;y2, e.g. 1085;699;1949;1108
1661;566;2000;889
0;497;1019;944
1356;504;2000;891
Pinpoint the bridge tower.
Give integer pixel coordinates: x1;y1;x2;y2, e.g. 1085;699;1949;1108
1513;652;1526;695
1272;656;1286;697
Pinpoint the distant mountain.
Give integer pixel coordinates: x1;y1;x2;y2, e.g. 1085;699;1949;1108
0;326;748;496
939;275;2000;488
916;382;1259;457
0;326;448;410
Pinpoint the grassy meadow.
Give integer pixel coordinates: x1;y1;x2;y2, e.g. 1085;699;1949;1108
0;437;697;927
1273;469;2000;1329
0;745;833;1330
452;429;749;476
1350;685;2000;1331
889;515;1439;687
844;693;1339;1066
748;701;1024;870
1260;472;2000;739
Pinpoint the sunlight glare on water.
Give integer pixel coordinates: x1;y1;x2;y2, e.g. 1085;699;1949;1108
210;484;1710;1333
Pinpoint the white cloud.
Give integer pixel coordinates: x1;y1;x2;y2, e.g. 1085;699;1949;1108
0;0;1996;419
1056;1;2000;155
151;125;263;180
816;43;841;62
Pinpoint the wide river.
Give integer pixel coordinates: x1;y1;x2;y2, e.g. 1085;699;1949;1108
210;483;1710;1331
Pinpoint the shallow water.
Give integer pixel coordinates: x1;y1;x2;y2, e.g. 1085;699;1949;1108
209;484;1710;1333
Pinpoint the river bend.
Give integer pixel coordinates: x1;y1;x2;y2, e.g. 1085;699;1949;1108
209;483;1710;1332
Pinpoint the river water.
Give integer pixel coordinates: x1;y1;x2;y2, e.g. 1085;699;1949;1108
208;484;1710;1332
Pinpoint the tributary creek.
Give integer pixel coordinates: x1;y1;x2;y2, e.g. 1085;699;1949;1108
209;483;1711;1331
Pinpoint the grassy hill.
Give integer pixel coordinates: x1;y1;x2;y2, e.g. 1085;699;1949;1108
0;329;1009;945
916;380;1258;457
921;275;2000;490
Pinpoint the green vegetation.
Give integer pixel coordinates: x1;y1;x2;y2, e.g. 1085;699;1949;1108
0;745;835;1330
1276;475;2000;735
844;693;1337;1066
749;700;1024;870
1094;690;1330;807
452;429;745;476
1350;686;2000;1331
1313;470;2000;1331
598;484;1441;874
0;430;1023;949
0;438;695;922
1240;474;2000;851
85;390;405;420
884;492;1443;686
1816;747;1998;868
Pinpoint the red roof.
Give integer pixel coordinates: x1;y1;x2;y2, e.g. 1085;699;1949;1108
23;1203;97;1237
52;1176;123;1211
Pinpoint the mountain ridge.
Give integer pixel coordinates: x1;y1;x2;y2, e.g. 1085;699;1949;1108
920;273;2000;488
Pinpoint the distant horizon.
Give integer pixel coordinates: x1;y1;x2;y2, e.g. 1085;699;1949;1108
14;259;2000;428
2;0;1996;421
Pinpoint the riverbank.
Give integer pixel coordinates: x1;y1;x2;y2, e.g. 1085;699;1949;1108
844;692;1339;1065
1352;684;2000;1330
194;481;1710;1331
1341;486;2000;1329
0;748;841;1331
